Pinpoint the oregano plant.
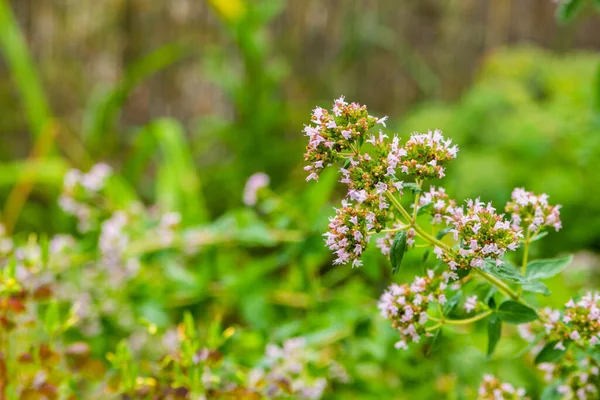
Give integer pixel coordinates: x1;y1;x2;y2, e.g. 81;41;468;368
303;96;599;398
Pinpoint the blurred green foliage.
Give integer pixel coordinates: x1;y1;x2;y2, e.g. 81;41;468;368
400;46;600;254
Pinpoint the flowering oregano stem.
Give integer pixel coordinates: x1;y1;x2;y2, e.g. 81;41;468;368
385;189;521;302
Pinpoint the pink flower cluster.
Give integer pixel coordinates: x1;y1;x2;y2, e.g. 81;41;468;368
303;96;385;182
436;199;521;270
339;132;404;207
59;163;112;232
399;129;458;180
418;186;457;224
505;188;562;233
476;375;528;400
324;201;385;268
378;270;453;350
538;358;599;400
546;292;600;350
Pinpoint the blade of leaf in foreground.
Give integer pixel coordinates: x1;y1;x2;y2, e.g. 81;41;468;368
0;0;53;140
150;119;208;224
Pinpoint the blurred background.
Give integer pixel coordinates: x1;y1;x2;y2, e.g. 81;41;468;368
2;0;600;250
1;0;600;398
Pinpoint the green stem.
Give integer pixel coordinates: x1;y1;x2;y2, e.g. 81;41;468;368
378;226;410;233
425;322;443;332
412;224;453;253
412;180;422;223
517;229;531;298
428;310;492;326
385;191;412;222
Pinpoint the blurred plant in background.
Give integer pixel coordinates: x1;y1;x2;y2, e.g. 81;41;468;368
400;47;600;255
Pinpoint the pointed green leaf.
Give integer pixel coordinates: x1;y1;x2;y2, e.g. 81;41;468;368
497;301;538;324
555;0;585;23
482;261;527;284
535;340;569;364
427;328;443;355
443;291;462;315
541;385;564;400
403;183;422;194
530;231;548;242
522;280;551;296
417;201;434;216
487;314;502;357
390;231;407;275
525;255;573;281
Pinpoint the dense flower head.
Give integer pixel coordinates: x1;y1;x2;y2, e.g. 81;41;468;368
436;199;521;270
538;358;599;400
339;132;404;203
544;292;600;349
324;201;386;267
505;188;562;233
476;375;528;400
303;96;384;182
418;186;457;224
59;163;113;232
399;129;458;180
247;337;348;399
378;270;452;350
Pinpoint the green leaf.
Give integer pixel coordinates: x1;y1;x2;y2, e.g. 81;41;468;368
497;301;538;324
522;280;551;296
525;255;573;281
443;291;462;315
417;201;433;216
427;328;443;355
530;231;548;242
555;0;585;23
482;261;527;284
0;1;53;140
183;311;197;340
43;301;61;336
487;314;502;357
150;119;208;224
483;286;498;307
357;134;365;148
390;231;407;275
456;268;471;280
535;340;568;364
541;385;564;400
403;182;422;194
